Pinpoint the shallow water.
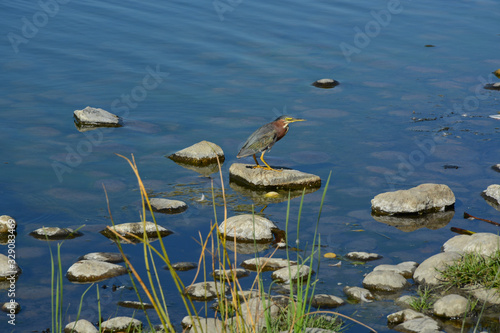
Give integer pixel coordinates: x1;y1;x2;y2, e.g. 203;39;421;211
1;0;500;331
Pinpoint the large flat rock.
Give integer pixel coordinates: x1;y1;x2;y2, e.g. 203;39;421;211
229;163;321;190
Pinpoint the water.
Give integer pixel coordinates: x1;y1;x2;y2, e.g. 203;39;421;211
1;0;500;331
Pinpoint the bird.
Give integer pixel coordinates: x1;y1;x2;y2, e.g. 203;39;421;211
237;115;306;171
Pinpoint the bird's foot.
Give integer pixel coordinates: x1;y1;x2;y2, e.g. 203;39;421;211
252;165;282;172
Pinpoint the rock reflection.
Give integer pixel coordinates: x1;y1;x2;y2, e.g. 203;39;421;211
371;210;454;232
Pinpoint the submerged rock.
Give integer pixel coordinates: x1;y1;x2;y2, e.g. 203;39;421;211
117;301;154;309
371;183;455;215
30;227;83;240
101;317;142;333
66;260;127;283
309;294;345;308
78;252;125;263
241;257;296;271
218;214;278;242
100;221;172;242
312;78;340;89
229;163;321;190
149;197;187;214
168;141;224;166
346;251;382;261
73;106;121;128
64;319;99;333
184;281;229;301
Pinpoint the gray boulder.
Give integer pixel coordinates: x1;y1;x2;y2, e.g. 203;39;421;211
150;197;187;214
362;270;410;292
181;316;225;333
168;141;224;166
229;163;321;190
66;260;127;283
218;214;278;242
393;317;442;333
73;106;121;127
240;297;280;331
443;233;500;257
433;294;469;318
413;251;462;286
371;183;455;215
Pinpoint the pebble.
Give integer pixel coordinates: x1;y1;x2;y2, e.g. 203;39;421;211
149;197;188;214
66;260;127;283
1;301;20;314
212;268;249;281
229;163;321;190
117;300;154;309
168;140;224;166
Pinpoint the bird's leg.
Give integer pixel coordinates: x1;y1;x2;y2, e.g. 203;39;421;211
254;151;281;172
252;154;260;166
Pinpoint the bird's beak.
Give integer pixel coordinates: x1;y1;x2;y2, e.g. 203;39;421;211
289;118;306;123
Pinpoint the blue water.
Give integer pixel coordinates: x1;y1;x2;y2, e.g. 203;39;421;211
1;0;500;331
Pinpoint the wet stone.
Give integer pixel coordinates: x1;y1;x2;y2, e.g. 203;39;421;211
229;163;321;190
373;261;418;279
0;215;15;233
30;227;83;240
150;197;187;214
101;316;142;333
271;265;313;283
362;270;410;292
241;257;296;271
100;221;172;242
168;140;224;166
1;301;20;314
66;260;127;283
117;301;154;309
73;106;121;128
0;254;21;280
433;294;469;318
212;268;249;281
64;319;98;333
371;183;455;215
312;78;340;89
218;214;278;242
346;251;382;261
171;262;197;271
310;294;345;308
184;281;230;301
79;252;125;263
343;286;374;302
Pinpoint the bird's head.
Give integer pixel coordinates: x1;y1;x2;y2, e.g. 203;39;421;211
275;115;306;128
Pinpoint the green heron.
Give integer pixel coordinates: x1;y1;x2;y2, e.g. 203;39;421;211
237;115;306;171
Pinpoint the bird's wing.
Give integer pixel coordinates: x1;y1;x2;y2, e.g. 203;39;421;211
237;124;278;158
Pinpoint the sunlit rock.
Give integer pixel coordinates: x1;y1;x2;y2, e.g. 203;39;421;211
66;260;127;283
168;140;224;166
443;233;500;257
181;316;225;333
101;317;142;333
0;215;15;233
100;221;172;242
218;214;278;242
362;270;410;292
373;261;418;279
413;251;461;286
184;281;229;301
229;163;321;190
343;286;374;302
371;183;455;215
0;254;21;280
433;294;469;318
310;294;345;308
73;106;121;128
64;319;98;333
30;227;83;240
312;78;339;88
387;309;427;325
78;252;125;263
149;197;187;214
482;184;500;210
240;297;280;330
241;257;296;271
271;264;313;283
393;317;441;333
212;268;249;281
346;251;382;261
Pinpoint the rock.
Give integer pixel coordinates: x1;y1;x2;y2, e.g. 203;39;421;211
168;141;224;166
78;252;125;263
309;294;345;308
373;261;418;279
484;82;500;90
218;214;278;242
1;301;20;314
235;290;263;301
100;221;172;242
464;286;500;307
117;301;154;309
181;316;225;333
64;319;99;333
241;257;296;271
393;317;442;333
371;183;455;215
101;317;142;333
149;198;188;214
387;309;426;325
372;210;454;231
212;268;249;281
492;164;500;173
0;215;15;233
271;265;313;283
171;262;197;271
30;227;83;240
184;282;229;301
312;78;339;89
240;297;280;330
443;233;500;257
482;184;500;209
66;260;127;283
0;253;21;280
345;251;382;261
229;163;321;190
433;294;469;318
395;295;418;309
73;106;121;128
413;251;462;286
362;270;409;292
343;286;374;302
